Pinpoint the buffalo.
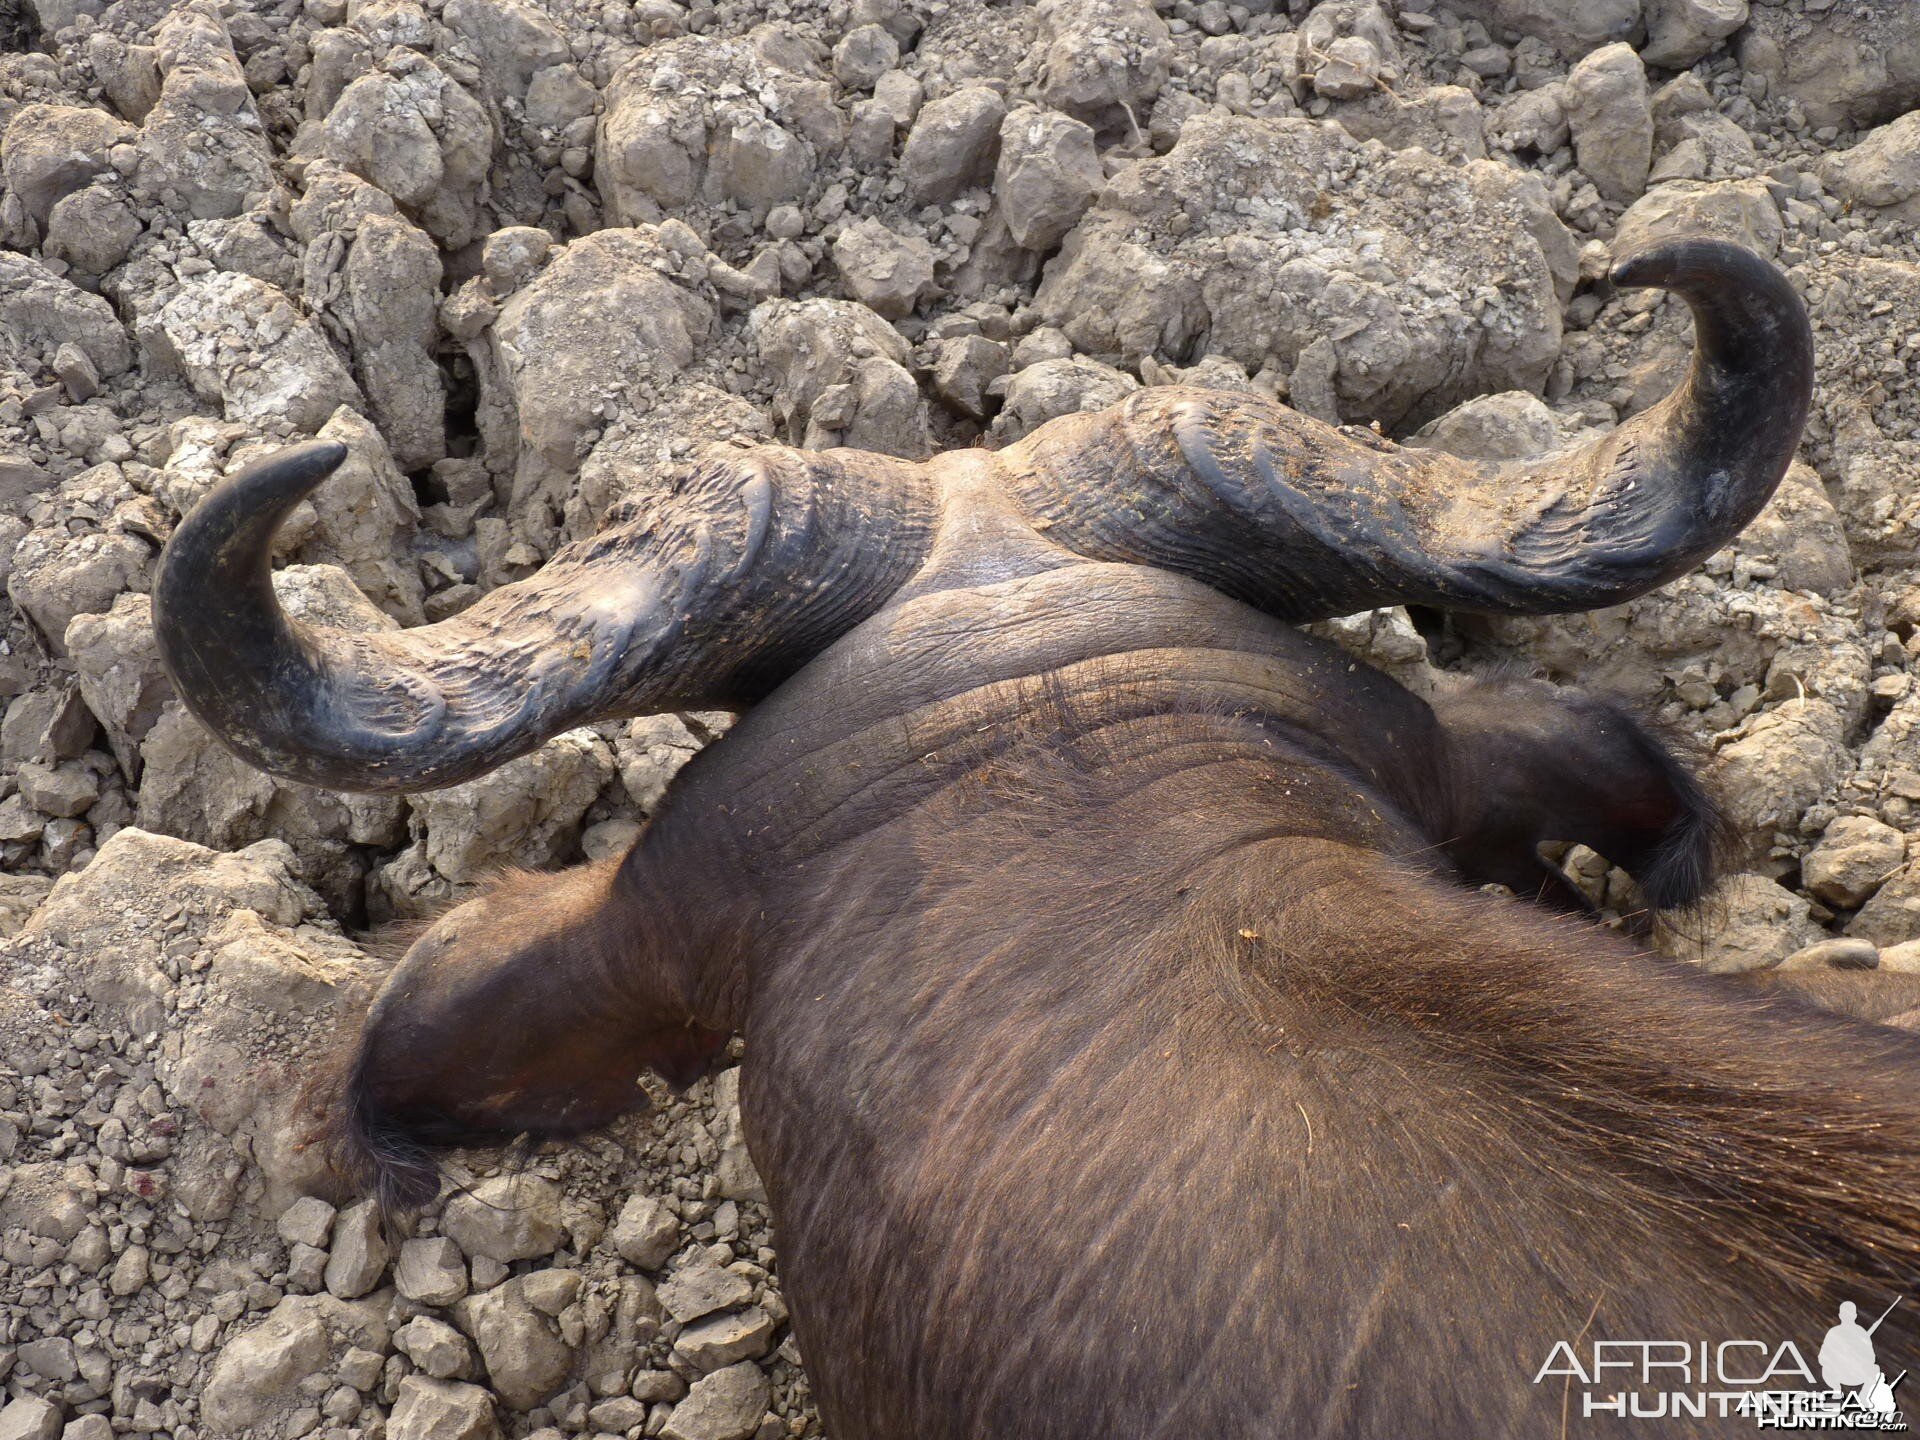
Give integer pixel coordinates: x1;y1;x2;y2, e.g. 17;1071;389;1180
154;240;1920;1437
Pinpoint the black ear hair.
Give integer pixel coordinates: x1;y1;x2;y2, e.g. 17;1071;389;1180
1434;678;1733;920
1619;707;1733;913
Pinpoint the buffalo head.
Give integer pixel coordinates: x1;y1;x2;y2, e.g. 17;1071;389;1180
150;239;1920;1440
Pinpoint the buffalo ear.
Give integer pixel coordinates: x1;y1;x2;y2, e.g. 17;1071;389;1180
1434;679;1732;918
645;1023;730;1093
1591;708;1731;915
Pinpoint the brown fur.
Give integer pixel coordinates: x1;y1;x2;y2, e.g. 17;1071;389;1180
319;620;1920;1438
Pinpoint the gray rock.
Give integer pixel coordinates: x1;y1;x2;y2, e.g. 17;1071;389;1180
1656;873;1821;974
901;86;1005;203
107;1243;151;1297
1314;35;1388;99
387;1377;499;1440
674;1307;777;1372
611;1194;681;1271
1409;392;1561;464
16;1337;77;1383
930;334;1010;421
0;795;48;846
1488;84;1569;156
1565;43;1651;204
397;1235;472;1306
519;1268;582;1317
657;1256;754;1324
456;1280;577;1411
24;826;322;1048
188;211;300;290
289;164;446;471
711;1068;768;1205
2;686;96;764
832;24;899;90
1438;0;1640;56
1648;74;1757;181
443;1176;568;1263
1707;688;1854;846
339;1348;387;1392
443;0;570;99
1031;0;1172;124
1880;941;1920;974
0;103;131;226
994;106;1104;252
1803;817;1908;910
582;1274;667;1384
831;218;936;319
65;594;172;779
1033;113;1572;424
596;37;828;227
582;815;644;862
660;1362;771;1440
51;342;99;402
7;527;153;659
151;272;362;434
633;1369;688;1403
1849;860;1920;949
0;450;52;513
16;761;99;819
324;1199;390;1299
525;64;598;130
0;251;133;379
464;227;716;550
1640;0;1747;68
395;1316;475;1380
989;356;1140;445
293;408;425;624
136;5;277;221
0;1397;63;1440
0;1162;91;1243
202;1297;333;1435
0;1397;61;1440
277;1195;337;1250
872;70;924;128
1821;111;1920;220
87;32;162;123
849;96;899;165
749;298;930;457
1736;3;1920;129
0;874;54;939
587;1396;650;1432
1329;84;1487;163
288;1242;328;1291
1778;939;1880;972
317;56;492;249
1732;463;1854;600
1295;4;1402;100
401;730;617;899
1613;180;1782;261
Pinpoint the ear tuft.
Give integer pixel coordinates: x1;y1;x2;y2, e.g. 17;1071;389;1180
1598;701;1735;915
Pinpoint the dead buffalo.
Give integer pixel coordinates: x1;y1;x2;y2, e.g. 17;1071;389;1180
153;240;1920;1437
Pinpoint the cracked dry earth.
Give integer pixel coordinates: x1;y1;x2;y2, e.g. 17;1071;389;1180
3;0;1920;1437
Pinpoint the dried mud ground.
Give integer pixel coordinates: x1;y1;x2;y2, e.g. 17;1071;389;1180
4;0;1920;1438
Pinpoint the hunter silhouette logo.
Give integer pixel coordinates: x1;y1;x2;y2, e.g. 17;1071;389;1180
1820;1300;1906;1420
1534;1295;1909;1429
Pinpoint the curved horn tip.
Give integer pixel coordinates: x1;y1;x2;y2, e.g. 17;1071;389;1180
225;438;352;500
1606;237;1778;292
